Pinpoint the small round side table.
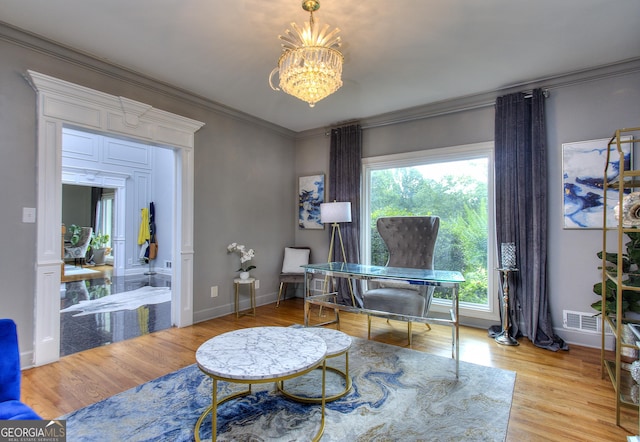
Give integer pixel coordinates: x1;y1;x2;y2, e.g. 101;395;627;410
278;327;352;403
234;277;256;318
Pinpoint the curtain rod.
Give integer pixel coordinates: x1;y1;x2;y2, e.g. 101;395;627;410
524;89;550;99
322;88;550;134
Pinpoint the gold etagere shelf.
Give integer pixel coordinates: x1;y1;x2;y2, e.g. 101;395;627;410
601;127;640;434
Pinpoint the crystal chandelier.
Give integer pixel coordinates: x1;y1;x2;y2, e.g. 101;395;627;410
269;0;343;107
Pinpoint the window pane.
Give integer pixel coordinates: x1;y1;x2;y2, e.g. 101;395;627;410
99;195;114;248
369;158;489;306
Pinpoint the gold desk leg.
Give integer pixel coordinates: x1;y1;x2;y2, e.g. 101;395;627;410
304;299;310;326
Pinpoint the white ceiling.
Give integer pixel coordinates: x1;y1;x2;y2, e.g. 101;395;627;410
1;0;639;132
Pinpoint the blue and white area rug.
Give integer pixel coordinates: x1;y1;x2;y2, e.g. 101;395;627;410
61;336;515;441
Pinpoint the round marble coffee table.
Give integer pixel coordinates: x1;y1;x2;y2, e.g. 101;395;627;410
194;326;328;442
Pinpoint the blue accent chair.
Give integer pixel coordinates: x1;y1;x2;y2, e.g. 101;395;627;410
0;319;41;420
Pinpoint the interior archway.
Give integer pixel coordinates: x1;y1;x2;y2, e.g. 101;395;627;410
62;166;128;277
28;71;205;366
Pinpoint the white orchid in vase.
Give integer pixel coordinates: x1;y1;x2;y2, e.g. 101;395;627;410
227;243;256;273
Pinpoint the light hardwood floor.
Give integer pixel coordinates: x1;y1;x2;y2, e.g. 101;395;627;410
22;298;636;441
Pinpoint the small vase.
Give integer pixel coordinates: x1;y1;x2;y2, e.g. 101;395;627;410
239;271;250;280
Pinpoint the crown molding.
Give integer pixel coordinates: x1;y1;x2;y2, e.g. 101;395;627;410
294;57;640;140
0;21;297;139
3;21;638;141
358;57;640;131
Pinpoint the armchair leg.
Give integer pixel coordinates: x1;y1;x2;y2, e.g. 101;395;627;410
367;315;372;340
276;282;286;307
407;321;412;346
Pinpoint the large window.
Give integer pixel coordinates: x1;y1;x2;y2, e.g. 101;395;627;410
362;142;497;320
95;190;114;249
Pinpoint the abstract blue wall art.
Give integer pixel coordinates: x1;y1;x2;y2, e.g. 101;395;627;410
298;174;325;229
562;137;632;229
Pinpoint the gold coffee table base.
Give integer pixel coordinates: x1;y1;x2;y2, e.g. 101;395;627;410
278;354;351;403
278;327;352;404
194;385;252;441
195;368;326;442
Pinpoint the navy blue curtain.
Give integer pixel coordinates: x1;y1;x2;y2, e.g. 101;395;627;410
329;124;363;306
494;89;568;351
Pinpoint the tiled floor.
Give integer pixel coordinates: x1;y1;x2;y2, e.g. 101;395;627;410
60;271;172;357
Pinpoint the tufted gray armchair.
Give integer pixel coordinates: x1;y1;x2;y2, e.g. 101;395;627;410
362;216;440;345
64;226;93;268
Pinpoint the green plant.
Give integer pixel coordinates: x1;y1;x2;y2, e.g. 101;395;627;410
91;232;110;249
68;224;82;246
593;231;640;316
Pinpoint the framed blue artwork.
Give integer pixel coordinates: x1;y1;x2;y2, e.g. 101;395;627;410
298;174;325;229
562;137;632;229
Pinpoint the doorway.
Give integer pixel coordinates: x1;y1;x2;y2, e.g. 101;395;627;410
59;130;177;356
62;184;114;269
29;70;204;365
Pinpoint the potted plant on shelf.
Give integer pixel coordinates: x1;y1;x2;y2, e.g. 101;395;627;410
593;231;640;358
90;232;110;265
593;231;640;317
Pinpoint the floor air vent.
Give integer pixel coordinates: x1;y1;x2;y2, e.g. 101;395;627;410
563;310;611;334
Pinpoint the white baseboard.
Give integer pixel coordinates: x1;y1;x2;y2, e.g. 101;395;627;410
193;291;280;324
553;326;614;350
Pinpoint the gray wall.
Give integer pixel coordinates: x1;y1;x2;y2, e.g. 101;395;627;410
2;21;639;358
62;185;92;229
294;65;640;348
546;71;640;347
0;26;296;357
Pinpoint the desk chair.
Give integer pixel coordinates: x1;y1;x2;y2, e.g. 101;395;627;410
64;226;93;267
362;216;440;345
276;247;311;307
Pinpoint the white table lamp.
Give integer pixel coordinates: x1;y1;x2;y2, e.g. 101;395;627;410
320;201;352;224
321;202;351;263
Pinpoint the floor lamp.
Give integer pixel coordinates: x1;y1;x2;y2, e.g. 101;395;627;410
320;201;356;306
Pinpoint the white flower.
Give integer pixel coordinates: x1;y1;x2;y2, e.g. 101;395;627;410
227;243;256;272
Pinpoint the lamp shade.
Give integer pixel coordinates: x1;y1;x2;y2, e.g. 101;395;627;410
320;202;352;223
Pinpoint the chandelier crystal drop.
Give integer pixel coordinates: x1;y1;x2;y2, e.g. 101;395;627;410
269;0;344;108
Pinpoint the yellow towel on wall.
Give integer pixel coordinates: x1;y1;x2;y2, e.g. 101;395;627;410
138;208;150;245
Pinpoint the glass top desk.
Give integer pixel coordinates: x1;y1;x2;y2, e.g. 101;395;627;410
302;262;465;378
